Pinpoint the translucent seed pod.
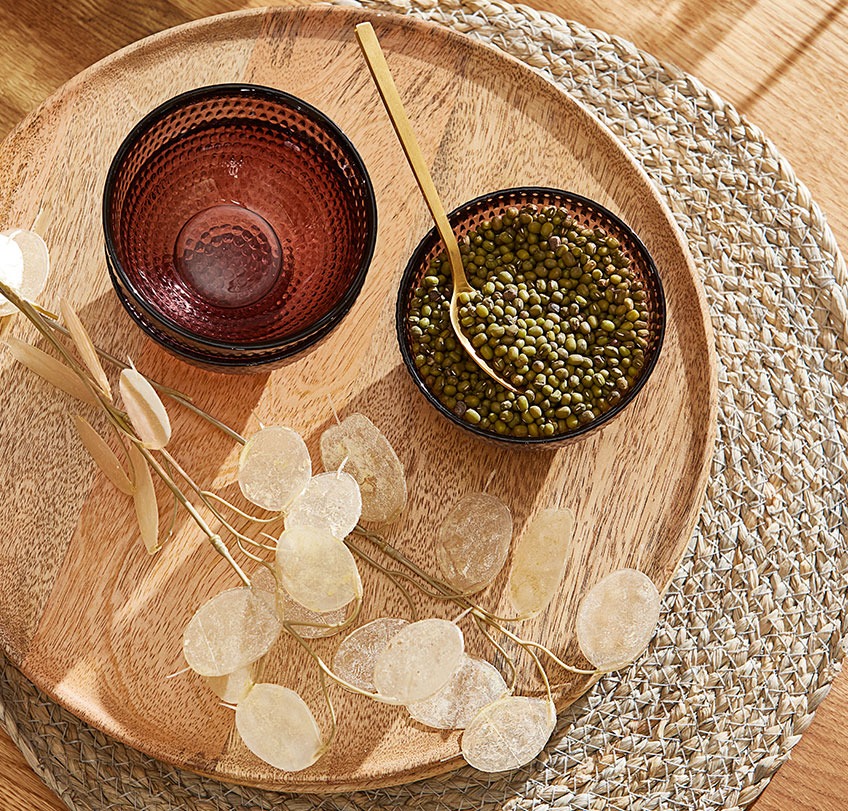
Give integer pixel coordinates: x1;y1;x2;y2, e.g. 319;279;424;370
0;228;49;316
275;526;362;613
236;684;323;771
238;426;311;511
320;413;406;523
508;507;573;616
372;618;464;704
576;567;661;671
286;471;362;538
436;492;513;593
407;656;508;730
332;617;409;692
461;695;556;772
251;564;348;639
183;588;281;677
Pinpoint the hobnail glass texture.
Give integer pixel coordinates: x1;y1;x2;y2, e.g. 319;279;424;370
103;84;376;369
396;187;666;446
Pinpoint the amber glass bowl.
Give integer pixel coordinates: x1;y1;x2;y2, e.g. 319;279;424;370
396;187;666;446
103;84;377;370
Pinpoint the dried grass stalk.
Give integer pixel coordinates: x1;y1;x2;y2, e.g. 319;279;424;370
128;443;160;554
5;335;97;405
120;367;171;449
72;414;134;495
60;299;111;399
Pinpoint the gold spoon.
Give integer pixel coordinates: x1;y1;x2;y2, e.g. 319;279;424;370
355;22;519;394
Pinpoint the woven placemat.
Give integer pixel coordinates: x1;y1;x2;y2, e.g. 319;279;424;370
2;0;847;808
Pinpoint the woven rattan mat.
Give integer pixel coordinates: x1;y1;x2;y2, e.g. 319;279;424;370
2;0;847;808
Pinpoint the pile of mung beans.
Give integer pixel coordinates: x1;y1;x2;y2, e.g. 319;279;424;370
407;203;650;438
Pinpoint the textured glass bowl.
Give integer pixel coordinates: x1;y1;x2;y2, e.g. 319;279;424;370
396;187;666;446
103;84;377;370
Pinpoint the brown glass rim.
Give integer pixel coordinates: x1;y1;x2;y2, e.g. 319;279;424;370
395;186;667;446
102;83;378;354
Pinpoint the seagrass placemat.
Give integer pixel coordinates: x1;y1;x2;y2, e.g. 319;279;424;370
2;0;847;808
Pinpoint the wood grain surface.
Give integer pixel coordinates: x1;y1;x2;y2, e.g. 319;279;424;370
0;0;843;809
0;3;715;791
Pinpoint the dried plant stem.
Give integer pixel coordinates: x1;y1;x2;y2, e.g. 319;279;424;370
166;395;247;445
352;527;525;623
345;538;419;620
45;318;247;444
283;622;384;701
506;637;597;676
522;638;553;705
1;291;248;580
315;668;338;755
139;446;250;587
158;448;270;561
345;542;454;602
31;303;59;320
236;538;267;565
201;490;282;524
467;613;554;702
13;302;246;445
260;532;287;550
94;406;248;579
476;613;596;677
280;625;348;759
284;598;363;638
0;281;110;407
352;526;597;683
204;501;275;551
352;527;460;598
257;558;277;580
159;458;180;546
1;286;252;586
472;613;518;691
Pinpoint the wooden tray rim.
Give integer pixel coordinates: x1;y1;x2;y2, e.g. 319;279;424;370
0;2;719;793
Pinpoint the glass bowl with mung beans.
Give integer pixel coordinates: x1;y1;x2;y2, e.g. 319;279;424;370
396;187;666;445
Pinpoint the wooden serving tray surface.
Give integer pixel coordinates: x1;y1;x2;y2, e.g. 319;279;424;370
0;4;716;792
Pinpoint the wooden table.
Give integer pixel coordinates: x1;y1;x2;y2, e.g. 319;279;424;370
0;1;845;809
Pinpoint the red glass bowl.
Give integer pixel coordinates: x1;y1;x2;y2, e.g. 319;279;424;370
396;187;666;446
103;84;377;370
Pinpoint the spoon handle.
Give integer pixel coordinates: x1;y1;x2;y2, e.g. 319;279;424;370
355;22;469;293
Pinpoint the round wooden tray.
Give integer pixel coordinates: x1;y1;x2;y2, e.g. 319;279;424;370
0;4;716;793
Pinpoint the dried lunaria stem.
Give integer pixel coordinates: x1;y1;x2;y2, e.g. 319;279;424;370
20;299;246;444
0;274;249;582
